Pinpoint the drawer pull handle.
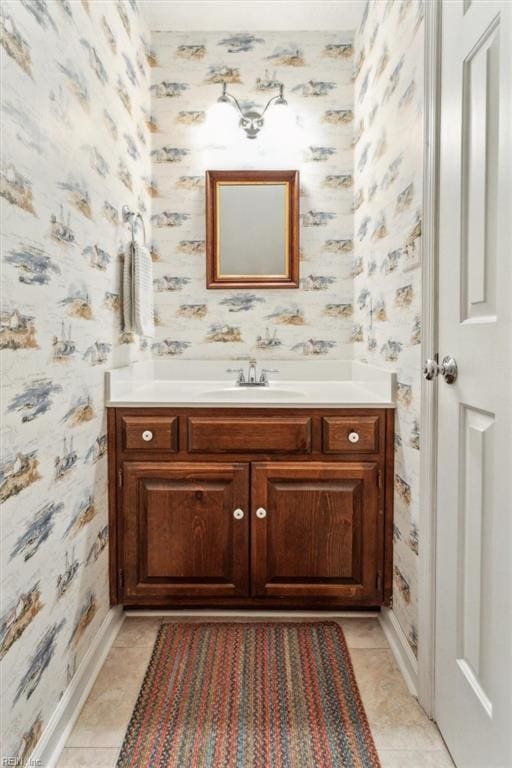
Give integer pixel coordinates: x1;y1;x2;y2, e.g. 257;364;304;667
233;508;244;520
142;430;154;442
256;507;267;519
348;431;360;444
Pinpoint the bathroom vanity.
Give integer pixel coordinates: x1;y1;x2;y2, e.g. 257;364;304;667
107;361;395;610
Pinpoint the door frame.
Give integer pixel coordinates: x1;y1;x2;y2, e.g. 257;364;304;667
417;0;442;718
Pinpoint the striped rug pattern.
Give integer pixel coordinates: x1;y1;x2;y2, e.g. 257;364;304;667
117;622;381;768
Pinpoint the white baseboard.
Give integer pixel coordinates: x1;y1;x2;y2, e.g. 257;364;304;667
29;606;125;768
379;607;418;697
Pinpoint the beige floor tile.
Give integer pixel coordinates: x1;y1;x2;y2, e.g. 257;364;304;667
113;616;161;648
66;697;137;748
56;747;120;767
378;749;455;767
338;617;388;649
351;648;446;751
85;645;152;703
65;646;151;749
62;615;452;763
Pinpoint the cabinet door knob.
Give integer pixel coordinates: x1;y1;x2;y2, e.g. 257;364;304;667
142;430;153;442
348;431;360;444
233;508;244;520
256;507;267;519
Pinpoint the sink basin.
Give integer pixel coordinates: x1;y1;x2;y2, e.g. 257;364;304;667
199;387;305;400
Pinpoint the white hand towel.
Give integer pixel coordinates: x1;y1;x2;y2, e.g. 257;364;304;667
132;242;154;338
122;242;134;333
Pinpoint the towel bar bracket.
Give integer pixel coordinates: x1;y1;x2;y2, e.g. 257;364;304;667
122;204;147;246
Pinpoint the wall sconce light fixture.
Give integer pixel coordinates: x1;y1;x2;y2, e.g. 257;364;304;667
213;82;290;140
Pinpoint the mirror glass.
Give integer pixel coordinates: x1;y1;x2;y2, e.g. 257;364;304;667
206;170;299;289
217;183;287;277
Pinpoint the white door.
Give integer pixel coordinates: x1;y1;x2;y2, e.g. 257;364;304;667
435;1;512;767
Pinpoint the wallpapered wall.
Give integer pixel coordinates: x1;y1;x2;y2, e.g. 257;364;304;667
1;2;425;758
149;17;424;652
353;0;424;656
0;0;150;760
149;30;356;359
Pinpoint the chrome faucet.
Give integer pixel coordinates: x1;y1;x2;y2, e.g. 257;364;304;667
248;358;257;383
226;358;279;387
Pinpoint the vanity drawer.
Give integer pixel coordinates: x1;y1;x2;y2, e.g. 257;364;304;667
322;415;381;454
121;416;178;452
187;416;312;454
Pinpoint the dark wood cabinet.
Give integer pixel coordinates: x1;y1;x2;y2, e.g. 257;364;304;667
187;415;312;454
251;462;382;603
108;407;394;608
121;462;249;600
321;415;381;454
121;415;178;453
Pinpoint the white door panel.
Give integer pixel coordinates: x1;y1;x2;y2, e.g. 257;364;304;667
435;1;512;767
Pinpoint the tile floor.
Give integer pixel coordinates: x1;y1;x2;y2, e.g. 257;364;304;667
57;616;454;768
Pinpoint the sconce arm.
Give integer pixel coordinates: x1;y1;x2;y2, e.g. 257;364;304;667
261;84;287;116
219;83;244;117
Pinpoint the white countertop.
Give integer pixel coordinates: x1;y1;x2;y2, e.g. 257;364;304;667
106;360;395;408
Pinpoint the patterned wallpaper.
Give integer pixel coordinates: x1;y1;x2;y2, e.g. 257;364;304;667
352;0;424;656
149;19;424;653
0;3;426;759
0;0;150;760
149;30;356;359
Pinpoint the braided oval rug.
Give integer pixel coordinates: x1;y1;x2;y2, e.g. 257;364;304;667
117;622;381;768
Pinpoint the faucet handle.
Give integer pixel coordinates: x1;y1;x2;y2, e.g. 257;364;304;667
259;368;279;384
226;367;245;383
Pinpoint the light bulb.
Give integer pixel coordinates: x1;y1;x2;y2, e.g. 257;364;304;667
265;103;299;143
205;100;239;146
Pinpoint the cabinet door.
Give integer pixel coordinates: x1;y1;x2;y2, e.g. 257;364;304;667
121;462;249;601
252;462;382;603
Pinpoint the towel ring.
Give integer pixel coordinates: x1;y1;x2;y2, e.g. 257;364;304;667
122;204;146;246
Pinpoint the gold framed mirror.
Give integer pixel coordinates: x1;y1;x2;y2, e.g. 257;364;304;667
206;170;299;289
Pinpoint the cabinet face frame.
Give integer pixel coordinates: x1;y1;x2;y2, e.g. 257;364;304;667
205;170;300;289
108;406;394;608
